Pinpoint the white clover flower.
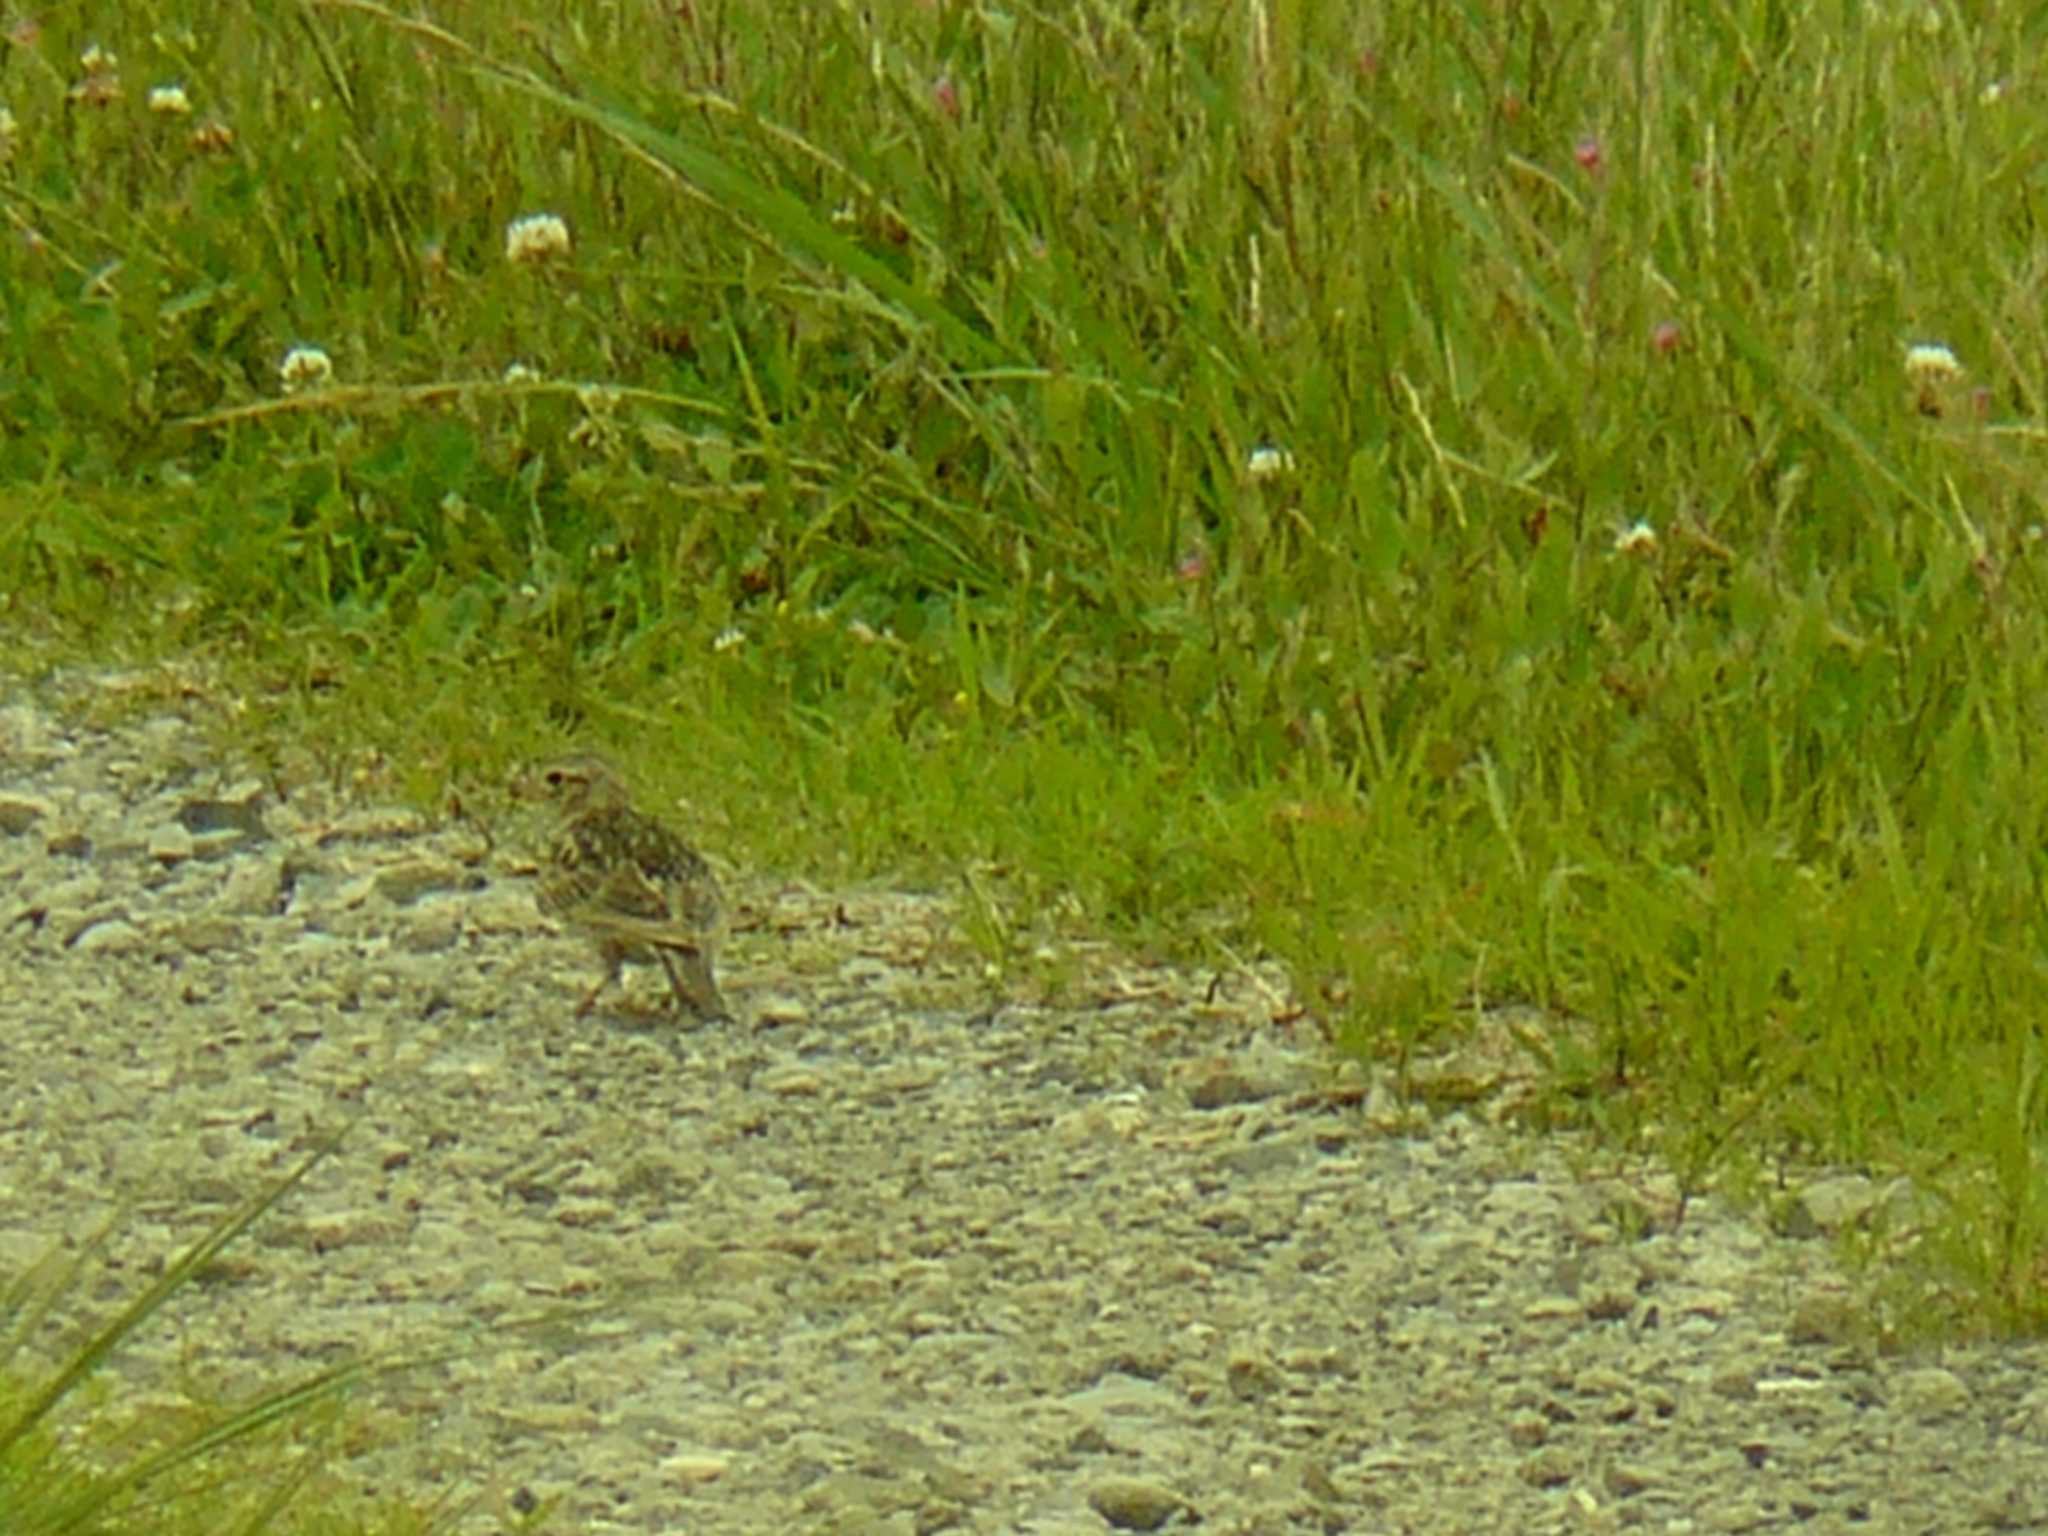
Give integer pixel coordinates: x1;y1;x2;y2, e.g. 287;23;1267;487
1904;342;1962;380
1246;444;1296;480
711;626;746;653
79;43;117;75
278;344;334;393
502;361;541;385
148;84;192;116
1613;520;1658;556
505;212;571;265
68;73;120;107
1980;79;2007;106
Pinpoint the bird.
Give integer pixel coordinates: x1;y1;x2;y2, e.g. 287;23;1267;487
526;753;729;1022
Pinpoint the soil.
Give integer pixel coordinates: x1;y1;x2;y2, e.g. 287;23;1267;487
3;683;2046;1535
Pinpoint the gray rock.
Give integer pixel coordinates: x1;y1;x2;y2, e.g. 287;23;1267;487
177;788;269;839
1891;1365;1971;1419
0;794;50;835
1086;1476;1188;1531
147;823;195;866
372;857;476;906
69;914;143;953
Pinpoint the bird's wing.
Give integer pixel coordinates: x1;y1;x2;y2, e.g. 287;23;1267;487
587;861;682;926
535;860;596;919
576;907;711;952
670;866;725;935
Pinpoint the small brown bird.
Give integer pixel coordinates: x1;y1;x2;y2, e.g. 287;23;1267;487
527;753;729;1021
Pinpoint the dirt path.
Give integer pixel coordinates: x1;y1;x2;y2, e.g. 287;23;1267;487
3;688;2045;1534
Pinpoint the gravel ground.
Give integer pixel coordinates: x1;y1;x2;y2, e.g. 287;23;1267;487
3;686;2047;1535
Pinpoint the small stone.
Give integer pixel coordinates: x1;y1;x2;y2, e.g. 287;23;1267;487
216;859;286;916
177;788;269;839
70;915;143;953
1604;1460;1654;1496
695;1298;765;1334
1176;1042;1302;1108
1297;1457;1340;1503
1226;1351;1281;1400
1892;1366;1969;1420
337;872;380;910
660;1454;729;1485
373;857;474;906
1788;1290;1860;1346
174;915;244;954
1186;1065;1260;1110
1068;1423;1114;1455
463;886;539;935
750;991;808;1027
554;1199;619;1229
191;829;254;860
472;1280;524;1315
1670;1285;1736;1320
397;910;462;954
837;955;893;988
1711;1368;1757;1399
303;1210;403;1251
1199;1198;1253;1236
1574;1366;1632;1396
1970;1483;2035;1530
2005;1387;2048;1442
1786;1174;1884;1236
0;794;49;835
1517;1447;1574;1488
1087;1476;1187;1532
148;823;196;865
1053;1102;1146;1145
325;806;428;842
1276;1346;1350;1377
1755;1376;1827;1400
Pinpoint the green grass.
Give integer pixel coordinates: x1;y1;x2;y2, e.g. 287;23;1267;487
0;1131;499;1536
4;0;2048;1384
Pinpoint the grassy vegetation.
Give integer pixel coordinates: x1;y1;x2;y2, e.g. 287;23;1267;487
3;0;2047;1355
0;1133;478;1536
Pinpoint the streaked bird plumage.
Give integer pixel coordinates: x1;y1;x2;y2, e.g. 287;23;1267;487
529;753;728;1021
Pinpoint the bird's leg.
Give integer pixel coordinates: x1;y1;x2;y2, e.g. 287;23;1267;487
656;945;729;1022
575;949;625;1017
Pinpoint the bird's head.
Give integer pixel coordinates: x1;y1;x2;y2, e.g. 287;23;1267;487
526;753;629;814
